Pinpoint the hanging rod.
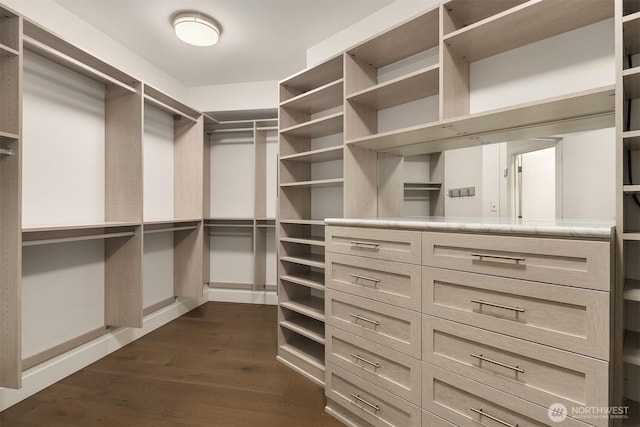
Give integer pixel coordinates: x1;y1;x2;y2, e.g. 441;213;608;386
23;36;138;94
144;95;199;124
22;231;136;247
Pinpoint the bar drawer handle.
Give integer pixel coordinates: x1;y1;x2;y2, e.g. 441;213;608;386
470;408;518;427
349;240;380;248
470;353;524;373
350;313;380;326
350;273;380;283
351;353;381;368
471;299;525;313
470;253;525;263
350;393;380;411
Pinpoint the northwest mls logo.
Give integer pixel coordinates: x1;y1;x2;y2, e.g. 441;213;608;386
548;403;568;423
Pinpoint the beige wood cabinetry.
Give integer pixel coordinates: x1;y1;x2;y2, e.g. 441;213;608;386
325;223;613;427
325;225;423;426
615;1;640;422
203;116;277;292
0;7;208;390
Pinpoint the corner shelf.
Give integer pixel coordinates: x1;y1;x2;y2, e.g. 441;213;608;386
280;178;344;188
280;219;326;226
442;0;528;34
346;85;614;155
280;236;325;247
280;317;325;345
280;146;344;163
623;330;640;366
279;112;344;138
623;12;640;57
623;130;640;150
623;67;640;100
0;43;18;57
404;182;442;191
280;55;343;99
346;65;439;109
280;296;325;322
280;79;344;113
443;0;613;63
624;280;640;302
280;272;325;291
280;254;325;269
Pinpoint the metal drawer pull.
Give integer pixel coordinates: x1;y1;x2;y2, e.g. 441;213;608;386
350;393;380;411
350;313;380;325
351;353;380;368
471;299;525;313
470;253;525;263
470;408;518;427
350;273;380;283
470;353;524;373
349;240;380;248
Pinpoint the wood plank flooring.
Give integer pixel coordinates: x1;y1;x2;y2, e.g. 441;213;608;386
0;302;344;426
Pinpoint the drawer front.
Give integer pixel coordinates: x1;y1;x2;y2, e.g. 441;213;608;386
326;252;421;310
423;267;609;360
326;226;421;264
423;364;592;427
326;290;421;358
327;363;421;427
422;410;455;427
423;315;609;418
422;232;611;291
326;326;421;404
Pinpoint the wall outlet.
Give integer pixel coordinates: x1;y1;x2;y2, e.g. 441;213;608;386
490;200;498;212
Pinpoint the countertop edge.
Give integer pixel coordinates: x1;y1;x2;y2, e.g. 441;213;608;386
324;218;615;239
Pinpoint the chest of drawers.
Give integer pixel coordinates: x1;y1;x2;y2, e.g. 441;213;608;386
324;223;613;427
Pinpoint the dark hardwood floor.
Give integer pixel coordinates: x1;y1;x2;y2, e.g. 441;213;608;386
1;302;343;427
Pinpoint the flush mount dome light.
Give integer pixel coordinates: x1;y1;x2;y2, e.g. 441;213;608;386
173;12;220;47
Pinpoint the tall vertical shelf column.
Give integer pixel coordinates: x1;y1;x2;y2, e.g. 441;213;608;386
278;55;345;385
143;85;204;300
617;0;640;422
0;4;21;389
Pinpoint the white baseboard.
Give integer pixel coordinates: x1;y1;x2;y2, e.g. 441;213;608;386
0;292;209;411
208;288;278;305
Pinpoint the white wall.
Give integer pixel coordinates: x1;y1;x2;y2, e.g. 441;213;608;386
143;105;175;221
142;232;174;308
188;80;278;113
444;147;483;218
306;0;440;67
3;0;189;103
561;128;616;220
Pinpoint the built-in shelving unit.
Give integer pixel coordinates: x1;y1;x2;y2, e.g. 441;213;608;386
204;115;277;292
0;4;22;389
617;0;640;419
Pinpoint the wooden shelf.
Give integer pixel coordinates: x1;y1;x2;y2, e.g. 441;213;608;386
346;65;439;109
280;295;325;322
22;222;139;246
624;0;640;16
280;79;344;113
624;185;640;193
204;218;253;228
281;55;343;94
623;233;640;241
280;254;325;269
280;236;325;247
624;130;640;150
278;342;325;370
443;0;613;63
279;112;343;138
347;86;614;155
0;43;18;57
347;7;439;68
279;219;326;226
280;146;344;163
623;12;640;56
442;0;527;34
625;279;640;302
280;178;344;188
143;219;200;234
0;131;19;142
405;182;442;191
208;128;254;134
280;318;325;344
624;67;640;100
280;272;325;291
624;330;640;366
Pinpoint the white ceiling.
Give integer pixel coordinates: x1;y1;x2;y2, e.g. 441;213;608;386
54;0;393;87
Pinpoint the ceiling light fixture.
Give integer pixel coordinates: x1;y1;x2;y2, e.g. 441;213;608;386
172;12;220;47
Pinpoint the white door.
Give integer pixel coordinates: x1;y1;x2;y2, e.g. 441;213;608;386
515;147;556;220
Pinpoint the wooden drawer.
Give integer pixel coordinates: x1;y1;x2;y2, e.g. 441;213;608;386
422;232;611;291
422;410;455;427
326;226;421;264
423;364;592;427
326;252;421;310
423;315;609;424
423;267;609;360
327;363;421;427
326;289;421;358
326;326;421;405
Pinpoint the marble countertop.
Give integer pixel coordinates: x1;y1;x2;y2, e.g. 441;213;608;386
324;217;615;239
